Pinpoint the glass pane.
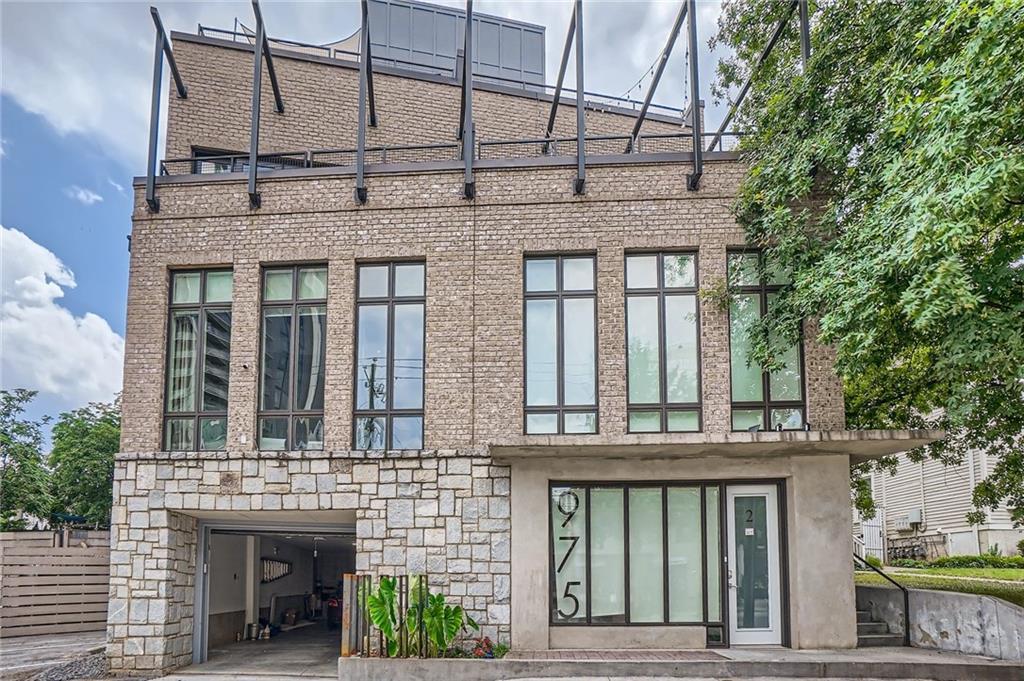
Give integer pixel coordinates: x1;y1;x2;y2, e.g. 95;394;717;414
525;412;558;434
625;255;657;289
525;258;556;292
356;305;389;410
590;488;626;624
394;263;425;297
165;418;194;451
734;495;770;629
563;412;596;434
730;293;763;401
172;272;200;304
358;265;389;298
663;254;696;288
525;299;557;407
199;417;227;451
551;486;587;623
668;487;702;622
707;626;724;644
201;310;231;411
769;343;803;401
297;267;327;300
296;305;326;411
260;308;292;411
626;296;660;404
393;304;424;409
628;411;661;433
204;271;233;303
665;295;699;403
706;486;721;622
728;253;760;287
628;487;664;623
563;257;594;291
391;416;424;449
770;408;804;430
766;260;791;286
294;416;324;451
259;417;288;450
263;270;293;301
732;409;765;431
667;410;700;432
562;298;596;406
355;416;386;449
166;311;199;412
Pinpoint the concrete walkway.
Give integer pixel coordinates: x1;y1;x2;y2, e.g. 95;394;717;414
0;630;106;679
885;568;1024;585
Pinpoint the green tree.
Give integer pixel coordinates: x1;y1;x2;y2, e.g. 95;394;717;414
49;398;121;527
711;1;1024;522
0;390;52;530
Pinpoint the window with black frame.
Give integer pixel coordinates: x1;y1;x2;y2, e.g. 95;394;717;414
258;265;327;450
625;253;701;433
164;269;233;451
524;255;598;435
353;262;425;450
550;482;723;642
727;251;805;431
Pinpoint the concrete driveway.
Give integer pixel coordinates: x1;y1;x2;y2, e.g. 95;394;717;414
0;630;106;679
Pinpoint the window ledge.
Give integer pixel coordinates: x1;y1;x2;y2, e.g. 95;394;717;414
489;429;944;464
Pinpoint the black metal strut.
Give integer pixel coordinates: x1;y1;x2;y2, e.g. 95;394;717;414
145;6;187;213
247;0;285;209
461;0;476;199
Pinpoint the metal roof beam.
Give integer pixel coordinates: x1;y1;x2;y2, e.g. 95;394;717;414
798;0;811;70
572;0;585;195
685;0;702;190
252;0;284;114
247;0;286;208
355;0;371;203
145;7;187;213
543;3;576;150
625;2;687;153
705;0;797;153
461;0;476;199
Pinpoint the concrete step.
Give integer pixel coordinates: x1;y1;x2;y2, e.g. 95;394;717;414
857;632;906;647
856;621;890;635
855;609;872;623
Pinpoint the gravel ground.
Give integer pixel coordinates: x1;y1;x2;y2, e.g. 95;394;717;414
28;653;109;681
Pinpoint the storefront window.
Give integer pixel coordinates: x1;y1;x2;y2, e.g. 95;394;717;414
550;482;723;631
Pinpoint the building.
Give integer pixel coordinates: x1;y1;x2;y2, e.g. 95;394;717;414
854;451;1024;562
108;1;940;674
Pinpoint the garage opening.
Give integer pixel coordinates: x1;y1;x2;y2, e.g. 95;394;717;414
194;519;355;676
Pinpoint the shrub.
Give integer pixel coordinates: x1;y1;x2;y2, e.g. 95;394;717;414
1017;538;1024;557
865;554;883;569
890;558;927;568
928;554;1024;569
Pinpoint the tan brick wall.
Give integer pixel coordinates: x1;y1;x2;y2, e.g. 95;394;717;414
164;36;687;161
122;160;845;454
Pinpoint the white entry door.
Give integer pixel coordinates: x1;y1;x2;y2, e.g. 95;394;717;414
726;484;782;645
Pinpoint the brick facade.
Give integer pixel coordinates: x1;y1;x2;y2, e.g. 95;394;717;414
111;31;847;675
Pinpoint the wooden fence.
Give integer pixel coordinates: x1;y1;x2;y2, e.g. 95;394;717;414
0;530;110;638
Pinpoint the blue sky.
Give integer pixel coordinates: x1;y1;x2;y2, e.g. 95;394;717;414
0;1;728;443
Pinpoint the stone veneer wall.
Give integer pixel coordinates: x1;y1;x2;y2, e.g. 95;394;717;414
107;450;510;673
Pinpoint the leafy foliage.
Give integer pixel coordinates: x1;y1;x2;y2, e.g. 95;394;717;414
49;398;121;526
713;0;1024;522
0;390;52;530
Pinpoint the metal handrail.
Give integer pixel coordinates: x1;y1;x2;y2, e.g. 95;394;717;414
853;553;910;647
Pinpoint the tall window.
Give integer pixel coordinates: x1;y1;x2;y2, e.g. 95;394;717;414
164;270;233;451
625;253;701;433
259;266;327;450
524;255;598;435
354;262;425;450
728;251;805;431
550;482;723;642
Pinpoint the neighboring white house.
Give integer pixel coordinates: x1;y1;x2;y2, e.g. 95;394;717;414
854;450;1023;561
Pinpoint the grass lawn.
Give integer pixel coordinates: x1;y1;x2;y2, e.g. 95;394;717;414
894;567;1024;582
855;571;1024;608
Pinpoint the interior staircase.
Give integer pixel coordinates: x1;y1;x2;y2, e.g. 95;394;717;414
856;607;904;647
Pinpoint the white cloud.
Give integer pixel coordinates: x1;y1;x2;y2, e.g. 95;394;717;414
0;226;124;404
107;177;126;194
0;2;729;172
64;185;104;205
0;138;7;157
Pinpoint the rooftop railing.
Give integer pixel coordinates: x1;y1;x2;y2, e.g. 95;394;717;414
160;132;744;178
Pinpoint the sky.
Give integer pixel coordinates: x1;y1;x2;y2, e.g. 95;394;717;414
0;0;730;440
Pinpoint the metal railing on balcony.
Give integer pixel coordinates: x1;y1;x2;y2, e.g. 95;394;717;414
160;132;744;178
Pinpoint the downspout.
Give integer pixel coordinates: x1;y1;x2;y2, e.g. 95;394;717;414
968;450;981;554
